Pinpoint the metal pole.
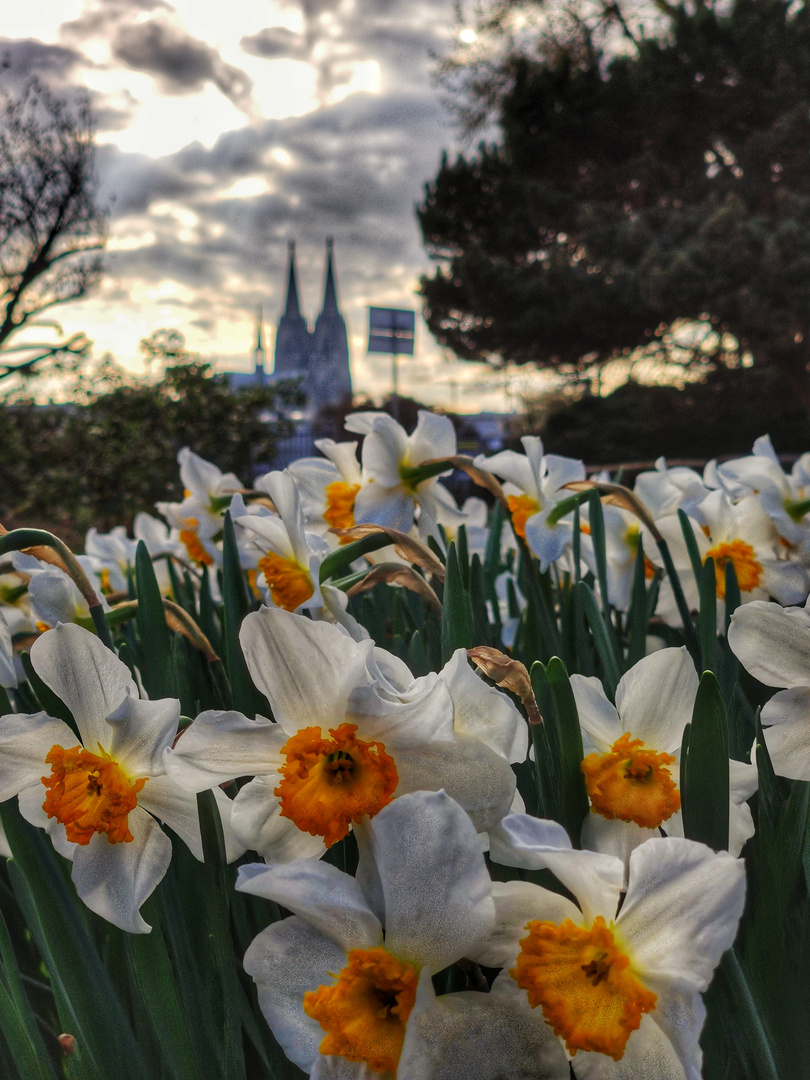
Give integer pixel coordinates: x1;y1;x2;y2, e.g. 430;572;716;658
392;338;399;423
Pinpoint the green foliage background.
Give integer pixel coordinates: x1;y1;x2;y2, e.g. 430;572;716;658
0;357;302;548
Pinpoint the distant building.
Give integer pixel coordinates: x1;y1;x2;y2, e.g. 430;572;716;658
274;238;352;413
227;239;352;419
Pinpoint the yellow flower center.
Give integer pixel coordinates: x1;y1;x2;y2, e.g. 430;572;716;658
304;947;418;1073
179;522;214;567
581;733;680;828
42;745;147;846
704;540;763;598
258;551;314;611
275;724;398;847
512;916;656;1060
324;482;361;542
507;494;541;540
624;525;657;579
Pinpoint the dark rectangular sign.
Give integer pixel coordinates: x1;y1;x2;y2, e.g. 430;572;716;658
368;307;415;355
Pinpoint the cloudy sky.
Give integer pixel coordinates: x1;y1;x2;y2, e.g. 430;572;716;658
1;0;534;412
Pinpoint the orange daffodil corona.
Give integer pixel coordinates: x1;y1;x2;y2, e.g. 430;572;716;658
163;607;525;861
0;623;242;932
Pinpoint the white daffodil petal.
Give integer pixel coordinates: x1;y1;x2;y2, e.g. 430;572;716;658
580;813;658;881
494;812;623;924
0;610;16;688
440;650;528;763
137;774;244;863
399;967;570;1080
618;837;746;991
571;1011;688;1080
409;410;457;464
310;1056;379;1079
17;784;76;861
569;675;623;751
761;685;810;727
231;776;327;862
762;718;810;781
345;680;456;749
644;977;707;1080
244;915;346;1072
366;790;494;974
236;861;382;953
163;711;288;791
30;624;136;749
105;694;180;777
728;601;810;688
614;648;697;753
352;482;414;534
240;608;373;731
475;880;581;968
0;712;77;801
391;736;516;834
71;806;171;933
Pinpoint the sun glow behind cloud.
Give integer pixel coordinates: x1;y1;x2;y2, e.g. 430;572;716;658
0;0;541;413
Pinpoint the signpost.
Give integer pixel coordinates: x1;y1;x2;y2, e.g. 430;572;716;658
367;307;415;421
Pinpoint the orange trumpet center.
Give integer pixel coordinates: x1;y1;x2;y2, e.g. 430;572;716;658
275;723;398;847
258;551;314;611
42;744;147;845
581;733;680;829
324;481;361;541
512;916;656;1060
304;947;418;1073
179;522;214;567
704;540;763;599
507;494;541;540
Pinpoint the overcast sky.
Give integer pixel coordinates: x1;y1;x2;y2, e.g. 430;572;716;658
1;0;535;412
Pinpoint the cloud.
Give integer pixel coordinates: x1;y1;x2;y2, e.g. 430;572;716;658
240;27;307;61
111;19;254;112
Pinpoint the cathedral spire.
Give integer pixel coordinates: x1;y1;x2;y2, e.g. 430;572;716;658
254;304;266;386
284;240;302;318
320;236;339;316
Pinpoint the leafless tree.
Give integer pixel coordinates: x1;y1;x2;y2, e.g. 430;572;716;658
0;76;106;380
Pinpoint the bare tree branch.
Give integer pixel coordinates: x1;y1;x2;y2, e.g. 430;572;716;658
0;75;106;380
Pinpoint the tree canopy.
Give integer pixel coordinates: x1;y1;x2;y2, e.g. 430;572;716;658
0;338;302;547
418;0;810;402
0;76;105;380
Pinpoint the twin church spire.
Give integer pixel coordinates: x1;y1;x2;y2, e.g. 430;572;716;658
271;238;352;412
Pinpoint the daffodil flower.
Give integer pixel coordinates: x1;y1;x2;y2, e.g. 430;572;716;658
729;598;810;779
156;447;242;569
569;648;756;868
632;458;709;523
484;815;746;1078
0;623;241;932
475;436;585;571
344;410;464;540
235;790;497;1078
649;490;809;629
12;552;109;632
84;526;137;595
236;471;328;614
709;434;810;559
164;608;518;861
286;438;365;542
